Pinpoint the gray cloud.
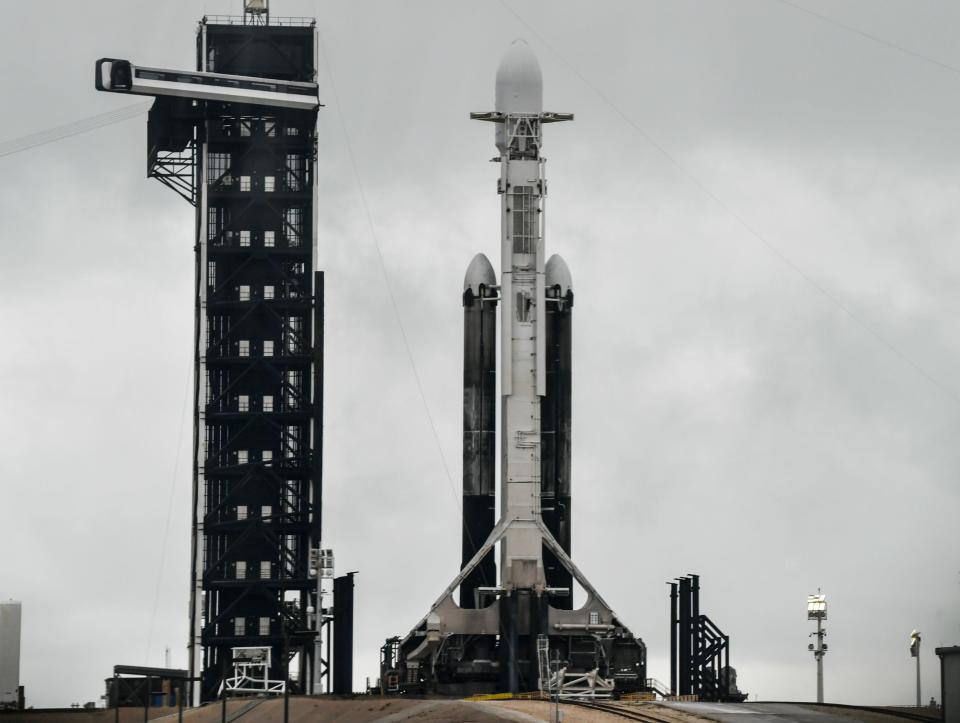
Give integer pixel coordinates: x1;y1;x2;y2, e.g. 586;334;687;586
1;0;958;708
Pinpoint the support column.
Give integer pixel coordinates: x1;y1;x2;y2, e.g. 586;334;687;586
333;572;356;695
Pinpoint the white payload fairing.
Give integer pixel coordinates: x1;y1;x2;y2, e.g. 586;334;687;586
393;40;645;697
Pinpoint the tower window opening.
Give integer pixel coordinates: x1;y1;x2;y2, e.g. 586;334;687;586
207;206;230;243
263;340;274;357
285;370;302;409
284;425;301;458
207;261;216;288
285;153;306;191
260;561;271;579
284;208;303;247
239;285;251;302
263;395;274;412
237;450;248;465
237;505;248;521
207;153;230;185
261;505;272;518
240;230;251;247
285;316;303;354
234;617;245;636
264;285;275;300
240;175;251;191
238;394;249;412
262;449;273;462
259;617;270;636
264;230;275;248
235;561;247;580
264;175;275;193
238;340;250;357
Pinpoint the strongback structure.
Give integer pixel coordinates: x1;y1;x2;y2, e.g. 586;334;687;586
96;3;324;704
390;41;646;697
192;15;322;704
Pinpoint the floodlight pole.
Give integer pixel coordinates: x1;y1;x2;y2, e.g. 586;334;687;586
815;616;824;704
808;591;827;704
915;640;921;708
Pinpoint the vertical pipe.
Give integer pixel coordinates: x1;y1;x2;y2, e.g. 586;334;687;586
144;675;150;723
326;618;331;692
916;652;921;708
461;256;497;608
816;616;823;703
678;577;690;696
507;593;519;694
669;583;678;696
311;271;325;692
691;575;700;697
311;271;324;545
188;25;208;707
114;674;120;723
726;636;731;700
333;572;355;694
527;592;544;693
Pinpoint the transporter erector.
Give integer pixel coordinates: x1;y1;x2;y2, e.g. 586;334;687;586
389;40;646;697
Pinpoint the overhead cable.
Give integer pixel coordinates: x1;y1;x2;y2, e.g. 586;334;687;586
0;101;151;160
774;0;960;75
498;0;960;406
316;30;463;510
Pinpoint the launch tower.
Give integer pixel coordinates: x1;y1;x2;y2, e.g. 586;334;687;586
96;1;324;703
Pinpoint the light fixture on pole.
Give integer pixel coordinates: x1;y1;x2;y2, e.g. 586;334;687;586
910;630;921;708
807;592;827;703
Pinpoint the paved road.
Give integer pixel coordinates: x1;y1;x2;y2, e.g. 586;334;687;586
661;702;904;723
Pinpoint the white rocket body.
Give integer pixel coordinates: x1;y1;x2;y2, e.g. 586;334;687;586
494;40;549;592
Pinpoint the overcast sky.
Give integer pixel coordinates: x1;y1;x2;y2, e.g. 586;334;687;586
1;0;959;709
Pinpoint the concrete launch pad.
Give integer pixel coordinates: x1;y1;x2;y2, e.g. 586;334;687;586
0;699;941;722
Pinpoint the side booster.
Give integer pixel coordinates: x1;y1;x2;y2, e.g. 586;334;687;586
392;41;646;697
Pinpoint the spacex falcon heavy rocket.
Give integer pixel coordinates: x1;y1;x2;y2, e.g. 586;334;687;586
392;40;645;696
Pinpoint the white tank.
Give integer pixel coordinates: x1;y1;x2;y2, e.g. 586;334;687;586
0;601;21;706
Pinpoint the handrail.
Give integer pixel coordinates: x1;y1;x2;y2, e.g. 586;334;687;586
203;15;315;27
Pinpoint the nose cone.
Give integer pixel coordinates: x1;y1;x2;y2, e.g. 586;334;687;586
464;253;497;295
495;39;543;114
545;254;573;296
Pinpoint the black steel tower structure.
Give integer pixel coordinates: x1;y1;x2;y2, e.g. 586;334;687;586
95;3;324;704
190;13;321;703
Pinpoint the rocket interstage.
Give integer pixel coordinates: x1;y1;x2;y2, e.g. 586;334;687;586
390;40;646;697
